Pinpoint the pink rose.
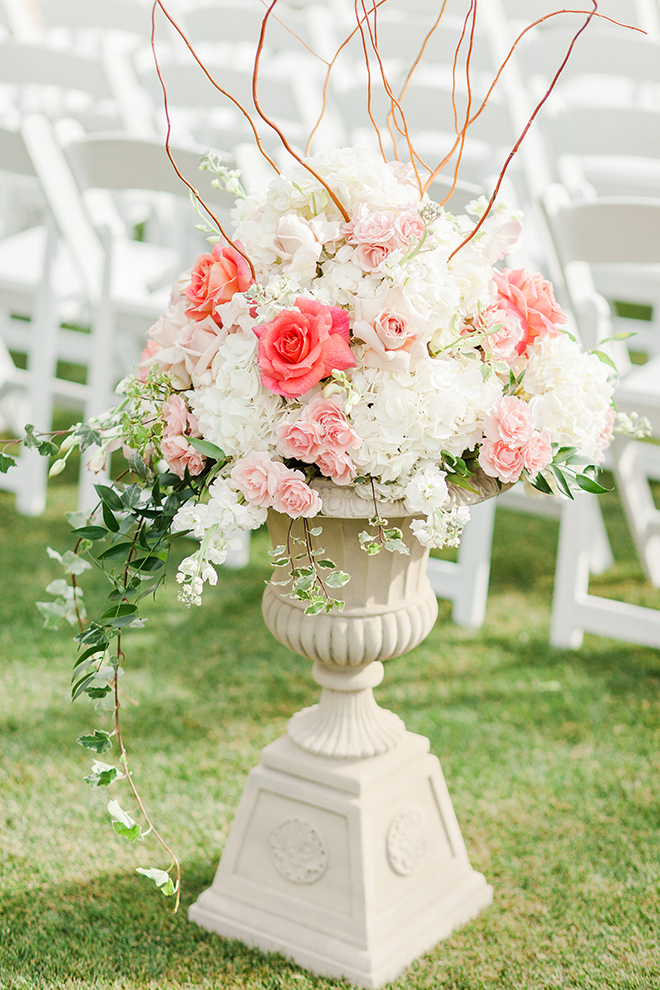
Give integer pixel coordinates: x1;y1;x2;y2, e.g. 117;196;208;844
274;213;341;283
316;448;355;486
478;303;525;361
272;472;322;518
276;419;325;462
160;435;205;479
353;286;428;372
595;407;616;463
484;396;534;446
177;317;226;388
255;297;354;399
493;268;566;349
162;394;201;439
397;209;425;244
141;297;191;388
522;432;552;479
305;396;362;451
478;438;526;484
344;205;398;246
185;243;254;325
231;451;289;507
138;339;161;382
353;243;393;272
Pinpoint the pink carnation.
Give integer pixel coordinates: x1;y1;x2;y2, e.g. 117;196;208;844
185;242;253;325
231;451;289;507
160;436;205;479
484;396;534;447
522;432;552;479
272;472;322;518
478;438;526;484
493;268;566;350
255;297;354;399
316;449;356;486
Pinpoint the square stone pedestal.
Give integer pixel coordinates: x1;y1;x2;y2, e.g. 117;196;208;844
189;731;492;988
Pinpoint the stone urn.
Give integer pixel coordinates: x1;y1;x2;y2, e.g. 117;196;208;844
189;473;501;989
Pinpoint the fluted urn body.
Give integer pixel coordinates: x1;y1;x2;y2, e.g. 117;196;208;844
261;480;438;758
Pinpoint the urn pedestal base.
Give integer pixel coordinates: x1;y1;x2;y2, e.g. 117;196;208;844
189;731;492;989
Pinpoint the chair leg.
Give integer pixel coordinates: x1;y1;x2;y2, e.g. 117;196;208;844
426;498;497;629
550;495;594;650
611;435;660;586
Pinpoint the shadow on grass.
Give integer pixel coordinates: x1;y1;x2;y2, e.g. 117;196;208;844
0;859;349;989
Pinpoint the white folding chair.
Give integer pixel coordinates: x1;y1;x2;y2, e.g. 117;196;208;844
541;188;660;646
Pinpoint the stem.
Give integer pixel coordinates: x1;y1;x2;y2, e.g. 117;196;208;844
302;518;330;602
370;478;387;545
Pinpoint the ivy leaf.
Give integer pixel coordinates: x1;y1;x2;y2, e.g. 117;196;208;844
324;570;350;587
71;672;98;701
84;761;119;787
76;423;102;453
304;600;325;615
384;538;410;555
0;452;16;473
77;729;112;754
268;545;286;557
187;437;226;460
309;527;323;537
136;867;174;893
111;820;143;841
365;542;382;555
122;484;145;511
74;623;109;648
316;559;336;569
128;450;151;481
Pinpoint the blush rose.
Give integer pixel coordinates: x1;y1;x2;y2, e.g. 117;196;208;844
272;472;322;518
484;396;535;447
254;297;354;399
231;451;289;507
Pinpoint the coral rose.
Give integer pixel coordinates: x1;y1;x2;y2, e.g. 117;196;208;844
231;451;289;507
185;243;253;325
493;268;566;350
272;472;322;518
254;297;354;399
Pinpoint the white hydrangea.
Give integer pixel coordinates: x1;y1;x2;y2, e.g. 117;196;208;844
523;333;615;461
349;356;502;483
189;332;283;457
404;465;450;514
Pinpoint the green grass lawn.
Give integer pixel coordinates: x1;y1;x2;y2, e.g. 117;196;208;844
1;479;659;990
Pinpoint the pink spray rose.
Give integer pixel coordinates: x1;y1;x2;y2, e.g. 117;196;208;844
478;438;526;484
396;209;425;245
231;451;289;507
595;407;616;463
185;243;254;325
305;396;362;452
315;448;356;486
160;436;205;479
272;471;322;518
477;303;525;361
138;339;161;382
522;432;552;479
343;205;403;272
492;268;566;350
162;394;201;439
276;419;325;462
484;396;535;447
254;297;354;399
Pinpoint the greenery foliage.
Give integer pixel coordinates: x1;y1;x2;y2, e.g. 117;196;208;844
1;480;659;989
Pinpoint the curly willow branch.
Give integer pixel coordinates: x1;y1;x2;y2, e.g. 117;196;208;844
151;3;257;278
253;0;350;222
448;1;601;261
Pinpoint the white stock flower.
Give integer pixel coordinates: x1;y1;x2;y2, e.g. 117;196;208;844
404;466;449;514
410;505;471;549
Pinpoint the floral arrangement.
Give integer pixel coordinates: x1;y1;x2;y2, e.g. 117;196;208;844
1;0;644;909
130;147;615;613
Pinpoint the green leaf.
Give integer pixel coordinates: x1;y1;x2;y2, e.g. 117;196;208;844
365;542;382;555
72;526;108;541
294;574;315;592
316;559;336;569
384;538;410;555
97;542;134;561
447;473;478;493
73;646;105;670
575;473;611;494
0;452;16;473
309;527;323;537
131;556;164;572
102;503;120;532
324;570;350;587
76;423;102;454
74;623;110;647
268;545;286;556
95;485;123;512
550;464;574;500
592;349;618;371
122;484;144;511
527;471;554;495
77;729;112;754
304;600;326;615
101;603;137;620
187;437;226;460
71;672;98;701
552;447;578;465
